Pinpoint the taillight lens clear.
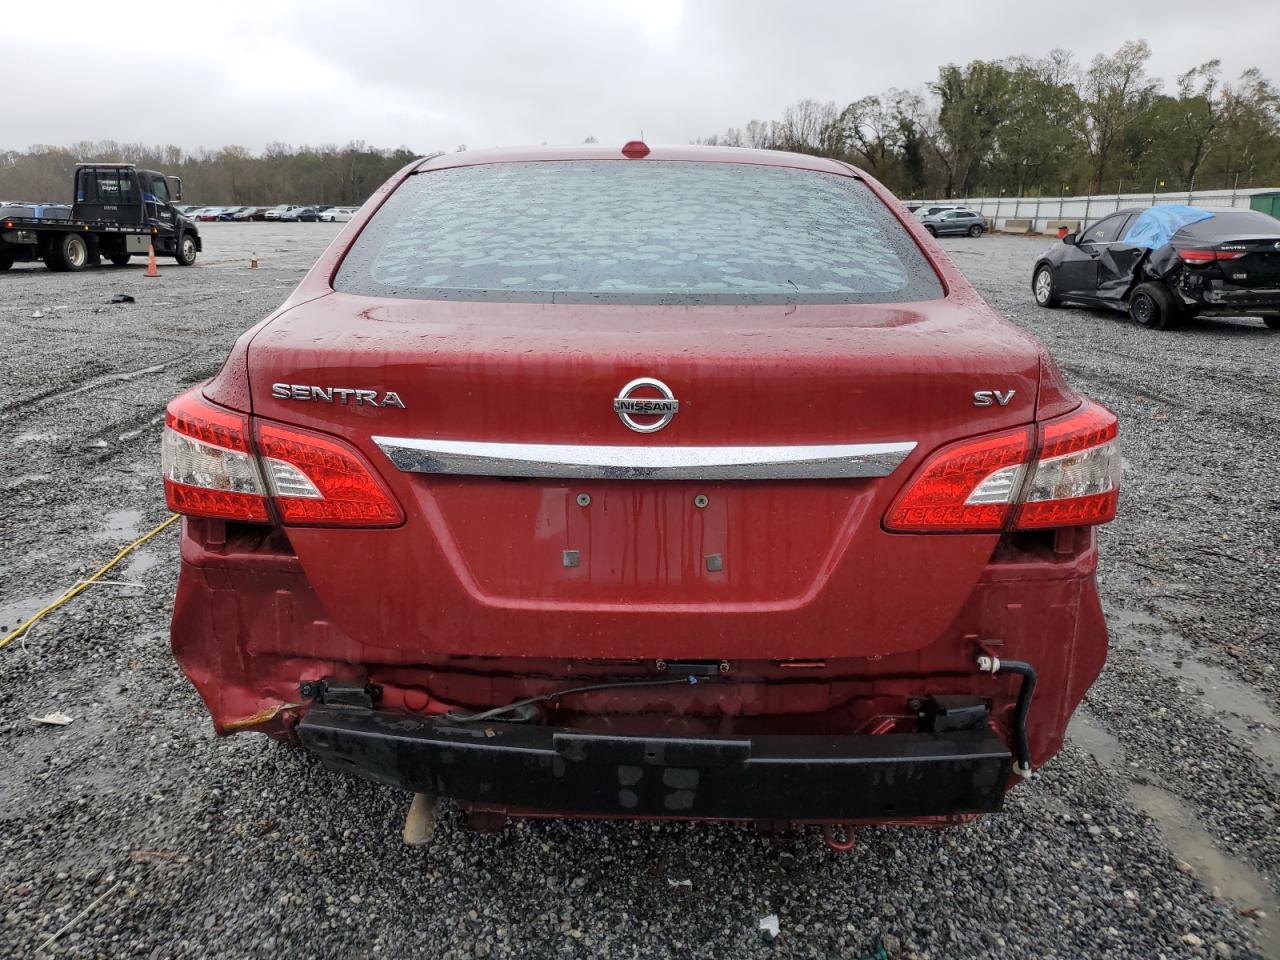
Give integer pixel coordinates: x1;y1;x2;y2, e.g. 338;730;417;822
884;400;1120;534
162;391;269;521
161;389;402;527
1016;401;1120;529
256;422;403;527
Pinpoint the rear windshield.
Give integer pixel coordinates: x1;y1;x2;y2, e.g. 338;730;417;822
333;160;943;305
1180;210;1280;240
75;168;138;205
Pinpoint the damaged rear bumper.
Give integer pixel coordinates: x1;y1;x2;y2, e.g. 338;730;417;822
298;705;1012;820
1181;284;1280;313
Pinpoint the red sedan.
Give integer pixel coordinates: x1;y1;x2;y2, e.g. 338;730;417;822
161;143;1119;834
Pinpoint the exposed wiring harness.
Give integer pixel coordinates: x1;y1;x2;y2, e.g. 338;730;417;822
0;514;179;652
447;675;711;723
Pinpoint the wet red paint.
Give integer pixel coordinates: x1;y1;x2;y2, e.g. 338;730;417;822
173;145;1114;826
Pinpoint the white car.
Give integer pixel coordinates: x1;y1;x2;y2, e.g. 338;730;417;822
320;207;356;222
264;205;303;221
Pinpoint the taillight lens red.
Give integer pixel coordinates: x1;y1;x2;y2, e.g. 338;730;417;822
1179;248;1246;263
256;422;403;527
161;389;402;527
884;428;1031;532
885;400;1119;533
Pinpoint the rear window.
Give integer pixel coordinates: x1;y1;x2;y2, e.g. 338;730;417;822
333;160;943;305
76;168;138;205
1181;210;1280;239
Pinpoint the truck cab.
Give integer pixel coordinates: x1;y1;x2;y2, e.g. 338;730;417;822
72;164;201;265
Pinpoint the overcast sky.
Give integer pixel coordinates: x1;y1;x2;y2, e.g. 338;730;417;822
5;0;1278;154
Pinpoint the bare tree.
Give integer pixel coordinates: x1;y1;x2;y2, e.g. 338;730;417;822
773;99;840;154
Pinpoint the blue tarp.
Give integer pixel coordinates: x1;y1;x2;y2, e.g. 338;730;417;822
1122;204;1214;249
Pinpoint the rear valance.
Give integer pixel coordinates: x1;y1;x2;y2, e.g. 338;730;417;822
373;436;916;481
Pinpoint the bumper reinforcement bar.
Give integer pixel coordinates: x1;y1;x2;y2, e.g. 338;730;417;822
299;706;1013;820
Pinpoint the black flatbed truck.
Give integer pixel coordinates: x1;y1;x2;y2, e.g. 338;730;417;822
0;163;201;272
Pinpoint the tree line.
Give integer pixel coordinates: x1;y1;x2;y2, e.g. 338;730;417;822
0;141;421;206
697;41;1280;199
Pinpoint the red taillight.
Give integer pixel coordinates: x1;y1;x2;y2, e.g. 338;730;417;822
884;428;1031;532
1179;248;1246;263
255;422;403;527
162;390;269;522
885;400;1120;534
161;389;402;527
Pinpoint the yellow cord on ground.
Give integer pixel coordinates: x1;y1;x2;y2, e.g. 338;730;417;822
0;513;180;652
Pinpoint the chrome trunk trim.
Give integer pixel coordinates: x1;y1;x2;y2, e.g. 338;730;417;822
372;436;917;481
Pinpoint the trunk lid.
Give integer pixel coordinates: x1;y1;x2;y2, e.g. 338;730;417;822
244;292;1043;661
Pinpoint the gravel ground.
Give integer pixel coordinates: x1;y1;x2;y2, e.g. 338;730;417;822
1;225;1277;959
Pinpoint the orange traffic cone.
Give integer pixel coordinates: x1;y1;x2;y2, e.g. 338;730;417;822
145;243;159;278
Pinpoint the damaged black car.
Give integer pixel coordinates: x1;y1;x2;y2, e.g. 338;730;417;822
1031;205;1280;330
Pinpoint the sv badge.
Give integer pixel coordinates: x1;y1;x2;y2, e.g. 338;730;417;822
973;389;1016;407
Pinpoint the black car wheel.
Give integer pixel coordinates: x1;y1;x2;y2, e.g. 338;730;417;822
176;233;198;266
925;225;936;237
1032;265;1060;308
1129;282;1182;330
0;251;14;271
108;254;131;267
1265;317;1280;330
968;224;983;237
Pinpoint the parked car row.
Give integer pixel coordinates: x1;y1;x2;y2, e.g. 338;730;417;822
176;204;357;223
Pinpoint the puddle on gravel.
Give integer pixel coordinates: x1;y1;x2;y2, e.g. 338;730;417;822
96;508;143;542
1106;606;1165;633
1161;656;1280;772
13;430;57;443
1108;604;1280;773
1;472;52;490
0;592;61;636
123;548;159;578
1070;713;1280;956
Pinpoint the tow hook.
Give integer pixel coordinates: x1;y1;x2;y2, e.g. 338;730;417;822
820;824;856;853
977;655;1038;777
